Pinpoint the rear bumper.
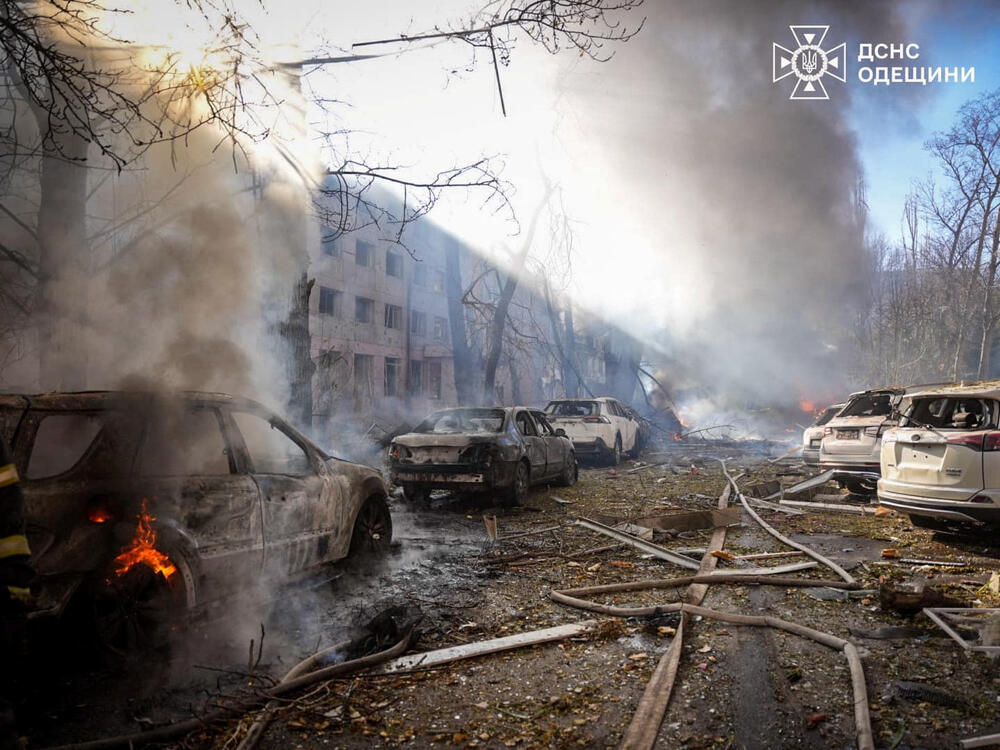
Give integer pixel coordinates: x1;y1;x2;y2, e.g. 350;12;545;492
572;438;609;456
390;460;516;491
819;456;881;474
877;485;1000;524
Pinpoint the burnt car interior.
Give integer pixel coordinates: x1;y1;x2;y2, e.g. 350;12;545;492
840;393;893;418
904;398;998;430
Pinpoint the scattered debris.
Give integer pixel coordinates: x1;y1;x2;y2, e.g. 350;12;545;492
633;507;741;532
960;732;1000;749
482;514;498;541
890;681;968;708
574;518;701;570
879;582;966;615
550;495;575;505
613;522;654;541
922;608;1000;653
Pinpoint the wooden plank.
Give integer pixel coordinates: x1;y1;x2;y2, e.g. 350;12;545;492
574;518;701;570
377;620;599;673
634;507;741;532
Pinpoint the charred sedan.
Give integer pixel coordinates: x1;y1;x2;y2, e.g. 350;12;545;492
1;391;391;651
389;407;577;505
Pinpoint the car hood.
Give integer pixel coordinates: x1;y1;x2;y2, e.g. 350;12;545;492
393;433;500;448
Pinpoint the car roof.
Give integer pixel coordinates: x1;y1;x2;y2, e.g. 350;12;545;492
905;379;1000;399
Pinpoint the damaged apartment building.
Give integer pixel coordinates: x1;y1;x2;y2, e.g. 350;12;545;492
306;186;639;448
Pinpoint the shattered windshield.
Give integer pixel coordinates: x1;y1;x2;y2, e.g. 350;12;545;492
546;401;599;417
904;397;997;430
413;408;506;434
839;393;893;418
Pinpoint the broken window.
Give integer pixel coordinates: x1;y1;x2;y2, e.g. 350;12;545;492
384;357;401;397
433;316;448;342
905;397;997;430
413;264;427;287
356;239;373;266
27;413;105;479
320;226;339;257
410;310;426;336
408;360;423;394
386;250;403;278
432;271;445;293
353;354;374;406
232;411;311;476
137;409;232;477
546;401;598;417
516;411;538;436
428;361;442;399
319;286;341;316
384;304;403;329
840;393;893;418
355;297;374;323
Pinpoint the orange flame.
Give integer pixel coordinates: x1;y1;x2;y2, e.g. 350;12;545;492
799;400;816;413
112;500;177;580
672;431;684;442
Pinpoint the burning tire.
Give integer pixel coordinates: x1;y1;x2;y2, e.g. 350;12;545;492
349;496;393;558
85;548;194;655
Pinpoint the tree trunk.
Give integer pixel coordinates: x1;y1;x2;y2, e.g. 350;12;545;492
37;136;89;390
976;214;1000;379
444;239;477;405
563;302;579;397
283;273;315;429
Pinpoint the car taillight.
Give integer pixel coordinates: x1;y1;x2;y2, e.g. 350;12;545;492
583;416;610;424
389;444;410;460
984;432;1000;451
947;433;986;451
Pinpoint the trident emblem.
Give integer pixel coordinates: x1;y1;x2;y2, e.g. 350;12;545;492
772;26;846;100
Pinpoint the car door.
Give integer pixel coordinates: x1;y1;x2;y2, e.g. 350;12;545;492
531;410;568;479
228;407;342;578
514;409;547;481
610;400;636;452
135;404;263;598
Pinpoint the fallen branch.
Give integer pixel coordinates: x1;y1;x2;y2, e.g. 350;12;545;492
574;518;701;570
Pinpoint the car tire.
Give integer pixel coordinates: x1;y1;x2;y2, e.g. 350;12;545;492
84;547;195;656
349;496;393;558
504;461;530;506
559;455;578;487
402;484;431;506
608;435;622;467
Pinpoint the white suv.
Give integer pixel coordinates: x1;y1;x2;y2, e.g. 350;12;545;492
879;382;1000;528
544;397;640;465
802;402;844;465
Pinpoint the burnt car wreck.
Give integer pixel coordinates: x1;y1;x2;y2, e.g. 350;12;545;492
2;391;392;651
388;406;577;505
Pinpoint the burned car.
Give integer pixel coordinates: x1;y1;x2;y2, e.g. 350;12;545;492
1;391;391;651
388;406;577;505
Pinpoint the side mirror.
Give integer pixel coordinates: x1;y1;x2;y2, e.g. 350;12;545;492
555;428;567;438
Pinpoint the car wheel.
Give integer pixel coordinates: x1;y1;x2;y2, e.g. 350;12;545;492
87;552;193;655
608;435;622;466
504;461;530;506
559;455;578;487
350;496;393;558
403;484;431;506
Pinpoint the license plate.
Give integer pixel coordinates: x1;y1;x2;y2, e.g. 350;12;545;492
836;429;859;440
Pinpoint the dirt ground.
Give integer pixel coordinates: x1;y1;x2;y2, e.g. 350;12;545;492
22;444;1000;749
